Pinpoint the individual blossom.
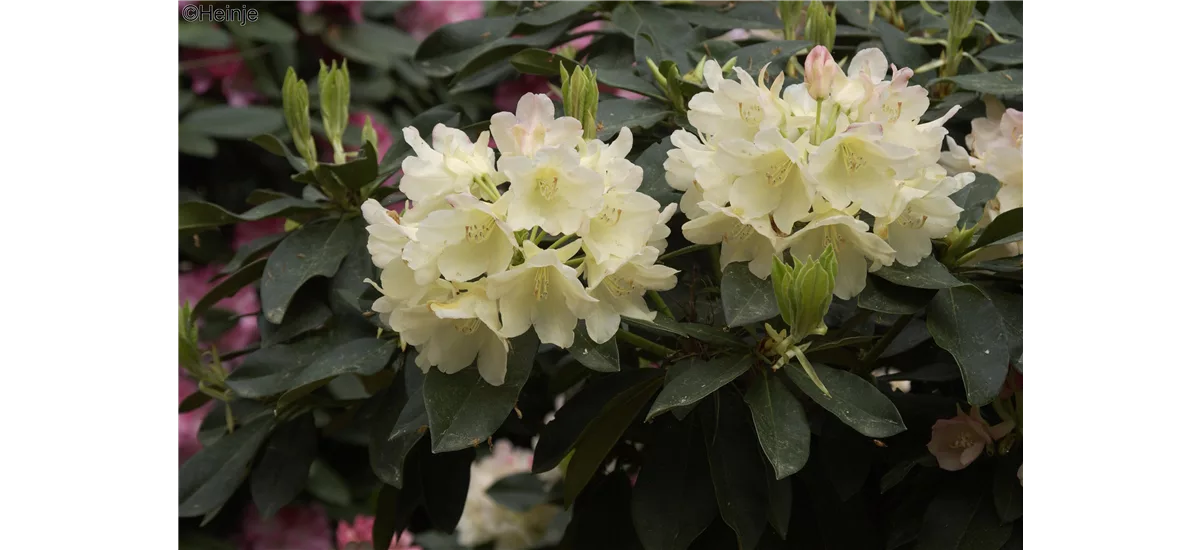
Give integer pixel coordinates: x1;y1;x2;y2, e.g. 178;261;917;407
366;257;452;330
298;0;364;23
715;127;815;232
664;130;732;220
781;209;896;299
874;170;974;266
337;515;420;550
490;93;583;158
681;202;781;279
487;241;597;348
182;47;260;107
239;503;333;550
403;193;518;284
497;144;604;235
361;199;416;268
397;0;482;40
399;124;498;204
647;203;678;254
927;405;1015;471
388;283;511;386
806;122;919;217
687;62;787;142
457;440;563;550
582;247;678;343
803;45;837;101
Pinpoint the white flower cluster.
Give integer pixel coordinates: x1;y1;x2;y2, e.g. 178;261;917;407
942;96;1023;256
362;94;678;385
456;440;562;550
666;47;975;299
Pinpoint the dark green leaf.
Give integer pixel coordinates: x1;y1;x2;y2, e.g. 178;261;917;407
973;208;1022;250
612;3;701;75
916;470;1013;550
250;134;309;172
976;282;1022;371
180;22;232;49
179;198;323;232
939;70;1023;96
331;223;374;312
634;136;682;206
287;337;395;390
647;355;751;421
307;459;352;506
424;332;538;453
533;369;662;473
873;256;965;289
191;259;266;320
180;129;218;158
487;473;550;513
950;173;1001;228
510;47;579;76
858;275;937;314
180;417;274;517
927;286;1010;405
230;12;297;44
701;388;768;550
977;43;1023;65
179;390;212;413
993;449;1023;523
260;302;332;348
984;2;1023;38
221;232;287;276
370;363;427;488
422;447;475;532
625;316;747;348
765;472;792;538
631;416;717;550
517;1;591;25
373;484;400;550
181;106;285;139
875;20;930;72
563;372;663;506
567;322;620;373
261;219;356;323
973;255;1023;274
225;335;337;398
721;263;779;327
250;413;317;518
325;20;419;68
728;41;813;73
784;362;907;438
670;3;780;30
745;373;810;479
596;98;671;141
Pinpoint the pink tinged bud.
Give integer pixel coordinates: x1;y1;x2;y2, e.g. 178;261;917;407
804;46;836;100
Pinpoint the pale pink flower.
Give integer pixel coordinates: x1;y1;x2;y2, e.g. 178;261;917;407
182;47;260;107
240;504;334;550
927;405;1014;471
298;1;365;23
803;45;836;100
233;219;286;249
336;515;421;550
397;1;484;40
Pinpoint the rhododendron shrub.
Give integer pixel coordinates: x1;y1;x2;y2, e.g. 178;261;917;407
180;2;1023;549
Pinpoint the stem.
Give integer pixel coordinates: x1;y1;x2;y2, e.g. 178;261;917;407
528;226;543;245
658;243;713;261
829;309;871;340
548;234;574;249
616;329;675;359
812;99;823;145
647;290;674;320
565;257;584;267
860;314;913;369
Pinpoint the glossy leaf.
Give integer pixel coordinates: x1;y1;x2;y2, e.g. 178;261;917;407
596;98;671;141
973;208;1023;250
487;473;550;513
977;282;1023;371
784;362;907;438
744;373;811;479
916;470;1013;550
939;70;1023;96
728;40;813;72
421;447;475;532
950;173;1001;228
180;417;274;517
179;198;323;232
191;259;266;320
288;337;395;389
261;219;356;323
181;106;285;139
927;286;1010;405
325;20;418;68
517;1;591;25
567;322;620;373
873;256;965;289
259;301;332;348
632;416;717;550
634;136;682;206
250;413;317;518
220;232;287;276
370;363;427;489
858;276;937;314
647;355;751;421
701;388;768;550
721;263;780;327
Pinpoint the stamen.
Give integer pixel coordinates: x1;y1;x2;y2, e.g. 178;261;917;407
602;276;639;297
453;318;482;335
738;102;764;126
536;174;559;200
386;210;402;224
532;268;551;301
465;218;497;243
596;204;623;226
765;159;793;187
839;143;866;173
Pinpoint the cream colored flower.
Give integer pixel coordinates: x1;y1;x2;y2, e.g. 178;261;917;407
389;283;510;385
807;122;918;217
781;209;896;299
680;201;781;278
490;93;583;158
399;124;497;203
715;128;815;233
402;193;517;284
664;130;732;219
457;440;562;550
486;241;597;348
687;61;787;142
497;144;604;235
875;170;974;266
582;247;678;344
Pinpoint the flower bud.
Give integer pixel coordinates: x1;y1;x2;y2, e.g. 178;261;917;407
803;45;837;101
361;114;379;154
559;63;599;140
282;67;317;169
318;59;351;163
805;1;837;50
948;0;977;42
773;244;838;338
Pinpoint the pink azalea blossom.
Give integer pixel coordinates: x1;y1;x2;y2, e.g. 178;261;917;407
336;516;421;550
298;1;365;23
182;47;260;107
927;405;1014;471
240;504;334;550
234;219;287;249
397;1;484;41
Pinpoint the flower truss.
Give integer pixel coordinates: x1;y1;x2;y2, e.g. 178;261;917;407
363;93;678;385
666;46;976;299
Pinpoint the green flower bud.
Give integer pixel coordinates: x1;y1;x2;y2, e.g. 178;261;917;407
949;0;977;41
682;55;708;85
282;67;317;169
644;57;670;91
774;244;838;338
721;57;737;74
779;0;804;40
805;1;837;50
361;114;378;155
560;63;599;141
319;60;351;163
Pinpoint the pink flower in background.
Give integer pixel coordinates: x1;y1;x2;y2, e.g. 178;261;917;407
494;75;554;113
234;219;287;249
178;376;209;463
179;263;261;353
397;1;484;40
182;47;260;107
336;516;421;550
298;1;365;23
927;406;1014;471
241;504;334;550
